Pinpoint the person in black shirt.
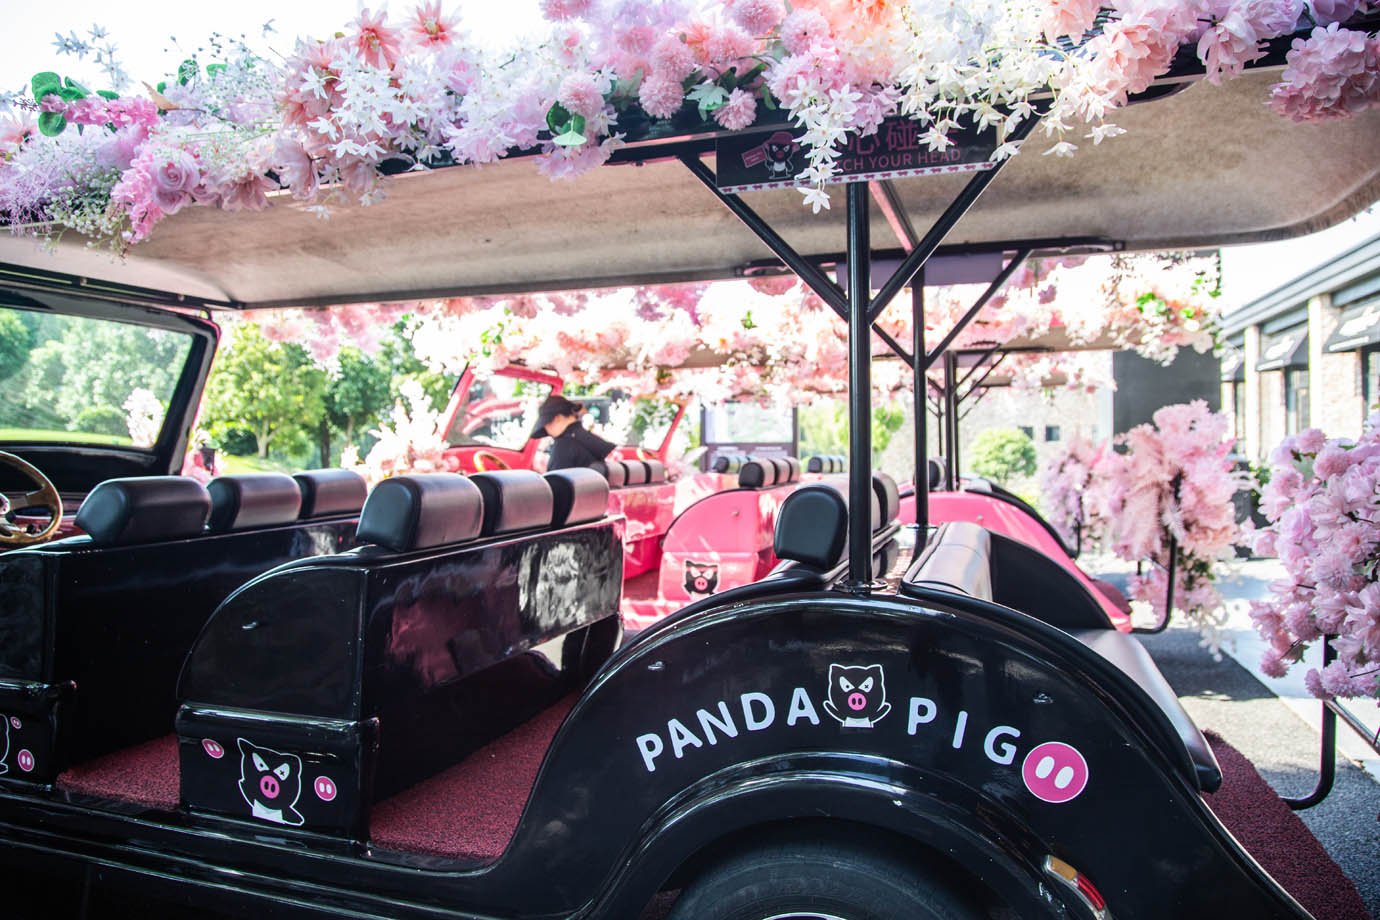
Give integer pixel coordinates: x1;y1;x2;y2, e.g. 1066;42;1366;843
530;395;616;471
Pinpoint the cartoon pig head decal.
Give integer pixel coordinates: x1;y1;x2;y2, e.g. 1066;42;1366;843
237;739;305;825
684;560;719;595
823;663;891;728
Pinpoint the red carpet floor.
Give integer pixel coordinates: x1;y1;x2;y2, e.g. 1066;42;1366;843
369;696;576;860
1205;733;1370;920
56;734;179;810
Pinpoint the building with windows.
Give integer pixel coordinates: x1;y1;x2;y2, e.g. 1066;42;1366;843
1221;231;1380;459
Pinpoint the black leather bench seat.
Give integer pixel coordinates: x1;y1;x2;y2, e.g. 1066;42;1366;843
1067;628;1221;792
902;521;1220;794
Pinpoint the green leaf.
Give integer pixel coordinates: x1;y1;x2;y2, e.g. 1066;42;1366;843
552;128;587;147
156;81;167;94
96;89;119;101
759;85;778;111
37;111;67;137
178;58;198;86
63;77;90;98
546;102;572;134
206;63;226;79
31;72;62;100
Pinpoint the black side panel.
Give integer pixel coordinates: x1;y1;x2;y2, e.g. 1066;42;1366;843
179;566;365;720
52;520;358;763
988;532;1113;630
363;523;623;797
0;553;47;680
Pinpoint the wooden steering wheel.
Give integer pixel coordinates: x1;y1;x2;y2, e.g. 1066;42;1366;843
0;450;64;546
472;450;511;472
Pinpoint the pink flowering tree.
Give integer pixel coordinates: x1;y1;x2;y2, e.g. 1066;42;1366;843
1086;401;1244;651
1040;434;1108;551
1249;416;1380;699
2;3;1378;244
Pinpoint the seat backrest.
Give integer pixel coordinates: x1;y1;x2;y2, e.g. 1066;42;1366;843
773;485;849;571
295;469;368;519
903;522;993;601
74;476;210;546
928;457;948;491
356;473;485;550
872;471;901;529
469;469;554;536
207;473;302;532
545;468;610;527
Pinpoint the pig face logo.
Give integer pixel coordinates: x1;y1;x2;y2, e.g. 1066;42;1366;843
823;663;891;728
237;739;305;826
684;560;719;595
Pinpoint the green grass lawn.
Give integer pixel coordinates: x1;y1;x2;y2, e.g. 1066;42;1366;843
215;453;299;475
0;428;134;447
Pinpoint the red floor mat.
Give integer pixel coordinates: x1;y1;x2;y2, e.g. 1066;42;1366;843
57;735;179;811
1205;732;1370;920
370;697;576;861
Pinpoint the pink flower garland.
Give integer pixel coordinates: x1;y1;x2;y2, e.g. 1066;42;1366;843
1250;415;1380;699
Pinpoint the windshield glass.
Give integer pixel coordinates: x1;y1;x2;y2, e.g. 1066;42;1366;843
702;402;794;443
0;303;195;448
444;374;553;451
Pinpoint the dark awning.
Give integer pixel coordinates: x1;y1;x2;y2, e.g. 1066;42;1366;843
1219;347;1245;382
1257;328;1308;371
1325;302;1380;352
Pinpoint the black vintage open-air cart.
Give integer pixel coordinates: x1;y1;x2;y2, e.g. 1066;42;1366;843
1;29;1379;919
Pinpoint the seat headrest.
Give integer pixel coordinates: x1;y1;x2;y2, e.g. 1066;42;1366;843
593;460;628;488
773;485;849;570
622;460;650;486
739;459;778;490
294;469;368;519
75;476;211;547
470;470;555;535
356;474;483;552
207;473;303;532
643;459;667;483
712;454;750;474
783;457;801;481
545;468;610;527
872;472;901;528
927;457;948;490
806;454;846;474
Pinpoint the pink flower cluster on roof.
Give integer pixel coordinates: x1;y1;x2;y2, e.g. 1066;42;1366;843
1250;416;1380;699
0;1;1376;246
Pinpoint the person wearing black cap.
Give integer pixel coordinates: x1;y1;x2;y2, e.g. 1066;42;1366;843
531;395;616;471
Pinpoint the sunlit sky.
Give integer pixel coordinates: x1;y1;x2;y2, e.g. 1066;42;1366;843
6;1;1379;313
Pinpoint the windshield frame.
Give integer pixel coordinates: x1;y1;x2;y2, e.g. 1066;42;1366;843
0;282;217;493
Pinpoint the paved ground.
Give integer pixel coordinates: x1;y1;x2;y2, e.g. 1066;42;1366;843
1089;554;1380;917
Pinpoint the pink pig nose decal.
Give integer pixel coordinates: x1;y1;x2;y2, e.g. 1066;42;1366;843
260;775;281;799
694;577;709;591
847;692;867;711
1021;741;1089;804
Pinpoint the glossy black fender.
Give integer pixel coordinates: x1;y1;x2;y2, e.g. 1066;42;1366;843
472;591;1308;919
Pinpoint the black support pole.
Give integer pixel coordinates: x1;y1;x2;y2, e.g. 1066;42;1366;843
846;183;873;593
944;351;959;487
913;273;929;533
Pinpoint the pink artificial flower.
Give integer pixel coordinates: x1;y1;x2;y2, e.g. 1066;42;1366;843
1307;0;1369;24
1042;0;1103;40
650;35;697;81
409;2;461;46
639;76;685;118
110;165;165;243
216;172;276;212
1269;23;1380;120
541;0;595;20
0;114;36;159
616;23;658;59
1197;7;1268;83
729;0;786;35
353;8;404;69
779;9;831;55
714;88;758;130
557;73;608;119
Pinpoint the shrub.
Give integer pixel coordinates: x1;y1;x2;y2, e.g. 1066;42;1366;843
969;428;1037;484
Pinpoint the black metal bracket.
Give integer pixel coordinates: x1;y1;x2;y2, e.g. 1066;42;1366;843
1133;534;1178;635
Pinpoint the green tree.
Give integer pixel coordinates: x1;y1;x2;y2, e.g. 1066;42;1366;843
378;318;451;412
0;311;33;384
203;324;327;458
324;346;392;462
969;428;1038;484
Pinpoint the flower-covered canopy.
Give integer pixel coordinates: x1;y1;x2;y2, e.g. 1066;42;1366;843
1;0;1377;270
